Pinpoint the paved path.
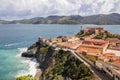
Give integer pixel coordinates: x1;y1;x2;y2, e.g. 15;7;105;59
63;48;110;80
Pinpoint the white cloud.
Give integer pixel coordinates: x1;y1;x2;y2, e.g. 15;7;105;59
0;0;119;20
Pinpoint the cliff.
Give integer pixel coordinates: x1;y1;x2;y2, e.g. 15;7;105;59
21;38;99;80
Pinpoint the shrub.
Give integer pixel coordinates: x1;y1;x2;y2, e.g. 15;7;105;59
40;46;48;56
15;75;38;80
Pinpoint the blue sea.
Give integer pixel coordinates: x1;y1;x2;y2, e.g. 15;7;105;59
0;24;120;80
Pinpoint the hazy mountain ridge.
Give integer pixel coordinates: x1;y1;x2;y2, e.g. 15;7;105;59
1;13;120;25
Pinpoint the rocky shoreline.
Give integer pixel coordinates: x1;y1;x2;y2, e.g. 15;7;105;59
21;37;51;79
18;26;120;80
21;37;99;80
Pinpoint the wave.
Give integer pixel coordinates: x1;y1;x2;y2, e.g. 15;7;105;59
16;58;37;78
15;48;37;78
4;41;27;47
18;47;28;53
28;58;37;77
15;47;27;57
5;43;20;47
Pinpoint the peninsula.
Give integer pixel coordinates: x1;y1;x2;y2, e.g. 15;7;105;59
17;26;120;80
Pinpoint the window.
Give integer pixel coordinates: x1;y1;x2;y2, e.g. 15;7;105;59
116;75;120;80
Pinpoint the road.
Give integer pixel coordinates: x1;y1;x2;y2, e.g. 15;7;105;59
63;48;110;80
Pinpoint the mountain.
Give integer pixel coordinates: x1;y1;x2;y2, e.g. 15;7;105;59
0;13;120;25
81;13;120;24
0;20;9;24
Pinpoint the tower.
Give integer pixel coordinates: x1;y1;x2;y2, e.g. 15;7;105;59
80;24;83;31
80;24;83;34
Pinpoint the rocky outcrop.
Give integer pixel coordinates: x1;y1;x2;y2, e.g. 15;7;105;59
21;52;35;57
21;37;58;73
38;47;56;70
21;42;39;57
21;37;98;80
21;37;46;57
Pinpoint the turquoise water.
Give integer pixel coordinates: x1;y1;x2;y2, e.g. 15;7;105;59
0;48;28;80
0;24;120;80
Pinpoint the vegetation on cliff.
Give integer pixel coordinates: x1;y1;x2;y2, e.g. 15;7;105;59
20;38;98;80
42;50;98;80
40;46;49;56
15;75;38;80
94;33;120;39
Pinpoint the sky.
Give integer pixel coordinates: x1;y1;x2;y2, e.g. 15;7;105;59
0;0;120;20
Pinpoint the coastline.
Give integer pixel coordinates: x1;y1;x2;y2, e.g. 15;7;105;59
29;58;42;79
34;67;42;79
1;24;120;80
16;26;120;80
28;58;37;77
16;48;38;78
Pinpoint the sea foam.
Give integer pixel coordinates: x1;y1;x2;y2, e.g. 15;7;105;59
15;48;27;57
5;42;20;47
5;41;27;47
16;48;37;78
28;58;37;77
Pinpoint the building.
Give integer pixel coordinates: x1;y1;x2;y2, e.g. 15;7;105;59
57;41;82;50
106;38;120;50
77;39;109;56
102;59;120;80
50;38;63;43
84;27;108;35
99;53;118;62
50;36;79;43
66;36;80;42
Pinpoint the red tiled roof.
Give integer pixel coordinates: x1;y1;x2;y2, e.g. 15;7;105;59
106;38;120;42
85;39;107;43
103;53;116;57
80;39;108;48
78;47;101;55
111;59;120;65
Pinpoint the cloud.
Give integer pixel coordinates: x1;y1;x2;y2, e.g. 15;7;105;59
0;0;120;20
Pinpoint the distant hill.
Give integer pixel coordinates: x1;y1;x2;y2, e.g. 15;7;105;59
81;13;120;25
0;13;120;25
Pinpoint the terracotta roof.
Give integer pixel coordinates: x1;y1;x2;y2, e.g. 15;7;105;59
111;59;120;65
106;38;120;42
86;27;103;29
80;39;108;49
103;53;116;57
98;53;119;62
78;47;101;55
81;44;105;48
85;39;107;43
